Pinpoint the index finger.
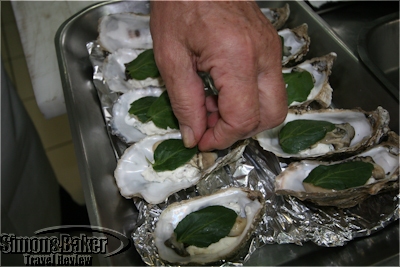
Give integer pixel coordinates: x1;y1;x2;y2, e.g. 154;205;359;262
198;63;261;151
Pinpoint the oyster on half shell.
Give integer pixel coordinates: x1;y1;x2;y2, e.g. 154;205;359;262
97;13;152;53
279;24;310;66
103;48;164;93
284;52;337;108
114;132;248;204
97;3;289;52
154;187;265;265
254;106;390;159
110;87;176;144
261;3;290;30
274;131;399;208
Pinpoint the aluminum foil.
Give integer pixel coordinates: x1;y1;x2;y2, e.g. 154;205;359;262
87;41;399;266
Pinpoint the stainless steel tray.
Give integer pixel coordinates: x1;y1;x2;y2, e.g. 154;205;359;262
55;1;399;265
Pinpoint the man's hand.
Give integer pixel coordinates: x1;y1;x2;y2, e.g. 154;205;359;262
150;1;287;151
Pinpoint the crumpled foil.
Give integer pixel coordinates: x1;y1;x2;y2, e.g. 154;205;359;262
87;41;399;266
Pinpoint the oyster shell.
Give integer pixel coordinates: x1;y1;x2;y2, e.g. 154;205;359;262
97;13;152;53
253;106;390;159
103;48;164;93
283;52;336;108
114;132;248;204
274;131;399;208
261;3;290;30
154;187;265;265
279;24;310;66
110;87;172;144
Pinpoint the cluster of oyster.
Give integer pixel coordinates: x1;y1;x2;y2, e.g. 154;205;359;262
94;2;399;265
250;12;399;209
254;105;398;208
96;4;298;265
97;12;248;209
99;15;253;204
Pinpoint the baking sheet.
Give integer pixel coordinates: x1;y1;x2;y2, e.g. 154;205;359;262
88;38;399;260
55;1;399;265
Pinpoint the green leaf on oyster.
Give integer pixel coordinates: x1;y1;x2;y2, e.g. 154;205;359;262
283;70;314;106
128;96;157;122
152;139;198;172
303;161;374;190
174;205;237;248
124;49;160;80
147;91;179;130
279;119;336;154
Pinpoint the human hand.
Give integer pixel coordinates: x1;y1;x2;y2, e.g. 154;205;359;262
150;1;288;151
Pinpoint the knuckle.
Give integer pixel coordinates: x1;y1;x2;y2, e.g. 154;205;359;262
170;100;193;118
231;114;260;137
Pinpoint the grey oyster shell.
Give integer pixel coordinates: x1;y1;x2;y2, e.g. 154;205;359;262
284;52;337;108
254;106;390;160
279;23;311;66
114;132;249;204
97;12;152;53
261;3;290;30
110;87;172;144
103;48;164;93
274;131;399;208
153;187;265;265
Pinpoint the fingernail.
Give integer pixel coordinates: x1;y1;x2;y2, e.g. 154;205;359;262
180;125;196;148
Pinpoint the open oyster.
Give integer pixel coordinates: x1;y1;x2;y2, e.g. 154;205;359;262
114;132;248;204
279;24;310;66
275;131;399;208
261;3;290;30
97;13;152;53
253;107;390;159
103;48;164;93
283;52;336;108
110;87;171;144
154;187;265;265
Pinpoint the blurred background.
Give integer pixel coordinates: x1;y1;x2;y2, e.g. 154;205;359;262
1;1;88;224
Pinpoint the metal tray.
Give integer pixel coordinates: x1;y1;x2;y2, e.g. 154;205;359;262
55;1;399;265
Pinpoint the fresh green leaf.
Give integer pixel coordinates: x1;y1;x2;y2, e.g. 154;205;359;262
127;91;179;129
174;205;237;248
125;49;160;80
303;161;374;190
147;91;179;130
279;120;336;154
128;96;158;122
283;71;314;105
152;139;198;172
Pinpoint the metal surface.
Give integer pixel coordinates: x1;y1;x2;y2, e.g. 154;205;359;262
358;12;399;100
312;1;399;102
55;1;399;266
315;1;399;57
